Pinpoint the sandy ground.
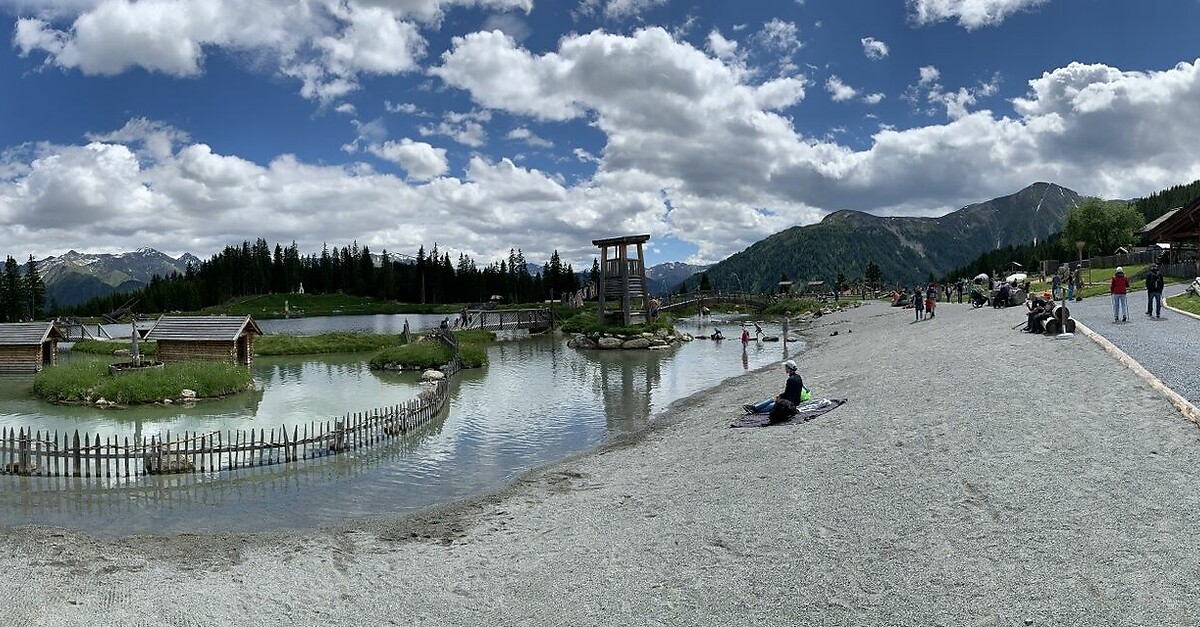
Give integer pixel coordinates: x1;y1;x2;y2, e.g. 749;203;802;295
5;300;1200;626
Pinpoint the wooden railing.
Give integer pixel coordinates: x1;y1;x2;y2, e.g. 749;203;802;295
2;335;464;482
462;308;553;331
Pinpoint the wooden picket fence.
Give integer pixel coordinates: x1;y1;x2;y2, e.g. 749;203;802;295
1;349;463;481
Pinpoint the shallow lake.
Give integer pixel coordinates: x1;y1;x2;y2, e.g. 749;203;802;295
0;314;802;535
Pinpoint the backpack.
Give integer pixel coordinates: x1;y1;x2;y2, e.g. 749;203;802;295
769;398;797;423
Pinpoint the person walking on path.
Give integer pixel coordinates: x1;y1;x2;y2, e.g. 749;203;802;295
1145;264;1165;318
912;288;924;321
1111;266;1130;322
1073;265;1084;301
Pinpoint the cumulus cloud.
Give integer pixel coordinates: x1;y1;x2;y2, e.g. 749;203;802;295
861;37;888;60
825;75;858;102
706;29;738;61
907;0;1050;29
906;65;999;119
10;0;531;101
367;139;449;181
418;110;491;147
4;23;1200;267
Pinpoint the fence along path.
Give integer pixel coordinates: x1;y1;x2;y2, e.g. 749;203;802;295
1;332;463;482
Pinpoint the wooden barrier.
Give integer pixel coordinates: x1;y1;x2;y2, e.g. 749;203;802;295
1;352;463;482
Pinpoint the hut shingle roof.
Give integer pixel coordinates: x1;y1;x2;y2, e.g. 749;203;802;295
0;322;63;345
145;315;262;342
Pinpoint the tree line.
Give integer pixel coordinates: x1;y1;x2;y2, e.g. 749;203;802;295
0;256;47;322
62;239;584;317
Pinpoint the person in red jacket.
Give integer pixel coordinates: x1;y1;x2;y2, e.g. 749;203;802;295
1110;266;1130;322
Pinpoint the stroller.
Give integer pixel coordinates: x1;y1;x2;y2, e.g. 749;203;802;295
1188;277;1200;297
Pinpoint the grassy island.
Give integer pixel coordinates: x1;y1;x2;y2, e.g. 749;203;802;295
370;330;493;370
33;361;254;406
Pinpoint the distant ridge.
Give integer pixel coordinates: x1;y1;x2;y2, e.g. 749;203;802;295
37;248;198;308
694;182;1082;291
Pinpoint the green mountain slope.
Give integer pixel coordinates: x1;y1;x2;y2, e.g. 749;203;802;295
697;182;1082;291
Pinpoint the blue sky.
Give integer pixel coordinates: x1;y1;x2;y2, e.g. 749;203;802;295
2;0;1199;269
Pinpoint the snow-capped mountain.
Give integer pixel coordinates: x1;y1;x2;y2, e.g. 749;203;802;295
37;248;199;308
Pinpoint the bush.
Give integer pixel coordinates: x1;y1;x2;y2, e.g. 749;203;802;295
370;341;454;370
559;311;676;335
34;361;253;405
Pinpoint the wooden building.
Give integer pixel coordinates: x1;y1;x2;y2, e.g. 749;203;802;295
145;315;263;366
1140;197;1200;261
0;322;66;373
592;234;651;326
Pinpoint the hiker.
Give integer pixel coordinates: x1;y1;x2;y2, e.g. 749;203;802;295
1146;264;1164;318
912;289;924;321
1111;267;1130;322
742;359;810;421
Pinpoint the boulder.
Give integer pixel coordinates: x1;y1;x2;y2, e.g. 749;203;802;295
621;338;651;350
597;337;623;349
180;389;197;400
422;369;446;381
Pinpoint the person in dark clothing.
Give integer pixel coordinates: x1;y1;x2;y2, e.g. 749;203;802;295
743;359;809;418
1024;291;1053;333
1146;265;1165;318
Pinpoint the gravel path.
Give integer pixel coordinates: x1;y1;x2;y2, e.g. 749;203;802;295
3;299;1200;625
1062;282;1200;405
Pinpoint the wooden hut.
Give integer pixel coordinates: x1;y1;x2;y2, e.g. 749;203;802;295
592;234;651;325
0;322;66;373
144;315;263;366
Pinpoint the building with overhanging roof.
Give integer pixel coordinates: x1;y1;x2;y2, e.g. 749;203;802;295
1139;196;1200;261
0;322;66;373
144;315;263;366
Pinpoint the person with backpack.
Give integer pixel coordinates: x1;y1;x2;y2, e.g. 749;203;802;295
742;359;811;421
1146;265;1164;318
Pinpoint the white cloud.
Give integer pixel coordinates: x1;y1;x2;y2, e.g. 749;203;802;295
9;0;532;101
706;29;738;61
418;110;491;147
862;92;885;105
919;65;940;85
507;127;553;148
907;0;1050;29
368;139;449;181
577;0;667;20
825;75;858;102
861;37;888;60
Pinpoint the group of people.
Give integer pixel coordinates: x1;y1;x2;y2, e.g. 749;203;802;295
1110;264;1165;322
911;284;941;321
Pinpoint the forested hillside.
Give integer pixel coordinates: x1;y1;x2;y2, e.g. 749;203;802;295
66;240;581;316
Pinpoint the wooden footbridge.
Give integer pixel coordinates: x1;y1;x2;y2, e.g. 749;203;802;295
657;291;774;313
462;308;554;332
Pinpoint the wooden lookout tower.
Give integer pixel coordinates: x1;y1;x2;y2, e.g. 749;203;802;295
592;234;651;325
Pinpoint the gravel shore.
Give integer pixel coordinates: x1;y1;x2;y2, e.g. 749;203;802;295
4;299;1200;626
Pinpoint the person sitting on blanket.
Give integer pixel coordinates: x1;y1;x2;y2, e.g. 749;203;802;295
743;359;811;419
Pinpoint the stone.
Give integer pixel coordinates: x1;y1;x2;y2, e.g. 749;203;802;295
621;338;651;349
422;369;446;381
655;329;670;338
95;398;109;407
597;337;623;349
162;398;173;405
180;389;197;400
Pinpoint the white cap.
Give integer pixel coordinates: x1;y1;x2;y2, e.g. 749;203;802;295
783;359;797;370
1116;266;1124;274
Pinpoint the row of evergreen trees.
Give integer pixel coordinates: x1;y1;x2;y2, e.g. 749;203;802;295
65;240;586;317
0;256;47;322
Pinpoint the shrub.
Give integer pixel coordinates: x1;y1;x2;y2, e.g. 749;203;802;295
34;361;253;405
370;341;454;370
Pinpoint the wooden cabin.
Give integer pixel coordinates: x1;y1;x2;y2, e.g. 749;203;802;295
0;322;66;373
144;315;263;366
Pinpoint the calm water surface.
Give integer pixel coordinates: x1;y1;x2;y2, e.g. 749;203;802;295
0;315;802;534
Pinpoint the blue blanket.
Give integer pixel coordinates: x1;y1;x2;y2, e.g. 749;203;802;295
730;398;847;428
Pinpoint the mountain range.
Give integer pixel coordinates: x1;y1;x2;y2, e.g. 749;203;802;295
688;182;1082;293
37;248;201;308
33;182;1083;306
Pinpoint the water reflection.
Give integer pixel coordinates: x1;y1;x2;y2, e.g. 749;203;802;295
0;314;801;534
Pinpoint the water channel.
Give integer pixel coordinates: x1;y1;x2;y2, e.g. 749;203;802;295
0;314;802;535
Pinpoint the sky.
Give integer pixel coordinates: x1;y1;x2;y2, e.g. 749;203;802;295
2;0;1200;270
